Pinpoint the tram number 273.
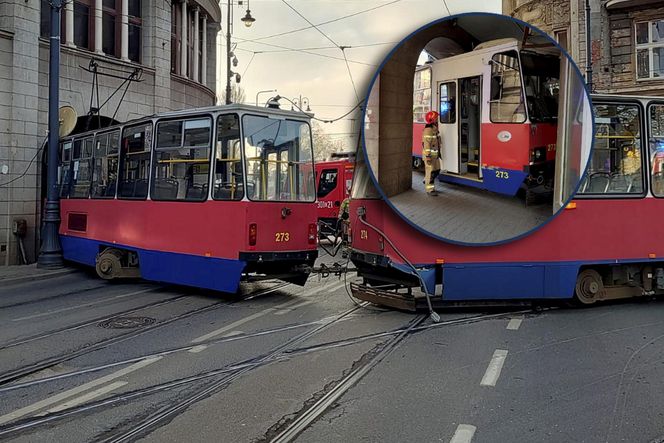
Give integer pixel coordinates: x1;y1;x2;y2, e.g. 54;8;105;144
275;232;291;242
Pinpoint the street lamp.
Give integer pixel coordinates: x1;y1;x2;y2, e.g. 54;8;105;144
292;95;311;112
256;89;277;106
226;0;256;105
38;0;64;268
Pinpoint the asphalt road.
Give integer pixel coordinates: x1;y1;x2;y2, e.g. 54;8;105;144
1;254;664;442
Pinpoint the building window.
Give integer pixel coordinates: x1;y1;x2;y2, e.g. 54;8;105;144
171;3;181;74
187;10;195;78
413;68;431;124
554;29;568;51
74;0;93;50
636;20;664;80
102;0;119;57
128;0;142;63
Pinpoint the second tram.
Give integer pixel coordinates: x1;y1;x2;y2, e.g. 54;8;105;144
56;104;318;293
412;38;560;198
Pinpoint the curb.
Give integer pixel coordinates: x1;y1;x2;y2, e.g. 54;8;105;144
0;268;77;286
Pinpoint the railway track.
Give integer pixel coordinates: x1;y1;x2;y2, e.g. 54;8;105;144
0;282;290;386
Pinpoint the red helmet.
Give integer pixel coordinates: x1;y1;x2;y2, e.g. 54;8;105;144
425;111;439;124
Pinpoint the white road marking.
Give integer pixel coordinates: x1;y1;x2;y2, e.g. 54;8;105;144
506;317;523;330
274;300;314;315
0;357;161;425
188;345;208;353
222;330;244;337
450;424;476;443
480;349;509;387
191;298;302;344
45;381;128;413
11;288;157;321
324;280;347;293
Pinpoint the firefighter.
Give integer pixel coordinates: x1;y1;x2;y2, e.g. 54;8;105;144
422;110;442;196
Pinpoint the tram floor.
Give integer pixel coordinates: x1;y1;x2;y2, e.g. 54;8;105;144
387;171;552;243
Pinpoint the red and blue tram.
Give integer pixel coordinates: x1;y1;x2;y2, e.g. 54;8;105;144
412;38;559;198
315;157;354;235
351;94;664;307
56;104;318;292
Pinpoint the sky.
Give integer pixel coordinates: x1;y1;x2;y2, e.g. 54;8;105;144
215;0;502;151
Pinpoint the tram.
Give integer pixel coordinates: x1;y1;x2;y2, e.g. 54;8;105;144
315;157;354;236
351;94;664;308
412;38;560;198
56;104;318;293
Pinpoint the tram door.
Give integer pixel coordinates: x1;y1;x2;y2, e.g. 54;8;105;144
458;76;482;179
438;81;458;173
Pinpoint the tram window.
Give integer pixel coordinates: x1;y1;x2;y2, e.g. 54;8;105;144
317;168;338;198
579;103;644;196
152;117;211;201
242;115;315;202
58;141;73;198
70;136;94;198
649;104;664;196
119;122;152;199
213;114;243;201
413;68;432;123
439;82;456;124
490;51;526;123
520;52;560;123
91;130;120;198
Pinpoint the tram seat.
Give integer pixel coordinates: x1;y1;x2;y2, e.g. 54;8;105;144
185;183;207;200
104;181;117;197
153;178;179;200
586;172;610;193
134;179;148;198
608;174;629;193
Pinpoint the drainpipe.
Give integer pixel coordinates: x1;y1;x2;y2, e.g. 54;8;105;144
585;0;593;91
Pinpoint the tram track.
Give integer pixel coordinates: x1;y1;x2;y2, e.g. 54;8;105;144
0;282;290;387
0;307;534;440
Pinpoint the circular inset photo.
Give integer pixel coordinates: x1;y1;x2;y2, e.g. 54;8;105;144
362;12;593;245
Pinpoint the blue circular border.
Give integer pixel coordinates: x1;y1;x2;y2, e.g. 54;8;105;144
359;11;596;248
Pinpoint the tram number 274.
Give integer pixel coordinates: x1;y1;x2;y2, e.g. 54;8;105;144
495;170;510;179
275;232;291;242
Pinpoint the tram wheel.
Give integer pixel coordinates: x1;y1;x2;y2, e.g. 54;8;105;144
96;248;124;280
574;269;604;305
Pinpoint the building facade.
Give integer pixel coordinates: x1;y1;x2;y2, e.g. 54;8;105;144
0;0;220;265
504;0;664;95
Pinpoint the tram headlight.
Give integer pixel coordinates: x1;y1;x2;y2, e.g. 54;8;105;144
308;223;317;245
530;147;546;163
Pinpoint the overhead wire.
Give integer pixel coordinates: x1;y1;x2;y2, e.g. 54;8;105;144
442;0;451;15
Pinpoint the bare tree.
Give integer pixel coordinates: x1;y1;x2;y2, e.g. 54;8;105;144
220;85;246;105
312;122;345;160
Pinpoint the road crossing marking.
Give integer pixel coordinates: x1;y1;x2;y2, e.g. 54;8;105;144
190;298;302;344
506;317;523;330
480;349;508;387
11;288;158;321
450;424;476;443
188;345;208;353
46;381;128;413
0;356;161;425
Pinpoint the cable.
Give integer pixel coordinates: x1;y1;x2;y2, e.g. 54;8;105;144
241;52;256;78
231;36;375;67
281;0;339;48
239;0;403;44
341;47;360;102
0;136;48;188
442;0;451;15
277;96;364;124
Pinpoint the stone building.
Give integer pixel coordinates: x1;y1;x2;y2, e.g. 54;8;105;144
0;0;220;265
503;0;664;95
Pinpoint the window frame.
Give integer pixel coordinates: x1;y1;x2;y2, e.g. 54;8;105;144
212;113;245;201
150;114;213;203
127;0;142;63
73;0;95;51
118;120;153;201
438;81;456;125
413;66;432;124
101;0;120;58
635;20;664;81
171;2;181;75
646;100;664;198
69;134;96;199
90;128;121;199
317;168;339;199
489;50;527;124
576;98;648;200
241;114;316;203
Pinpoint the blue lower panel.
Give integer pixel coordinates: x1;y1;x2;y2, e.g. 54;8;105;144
442;262;580;300
60;235;246;293
480;167;527;196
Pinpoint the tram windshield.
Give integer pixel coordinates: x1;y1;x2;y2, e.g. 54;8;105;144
520;52;560;123
242;115;315;202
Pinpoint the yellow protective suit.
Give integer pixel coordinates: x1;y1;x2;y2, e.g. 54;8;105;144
422;125;442;194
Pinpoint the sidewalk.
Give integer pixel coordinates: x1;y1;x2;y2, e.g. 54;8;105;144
0;263;76;285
